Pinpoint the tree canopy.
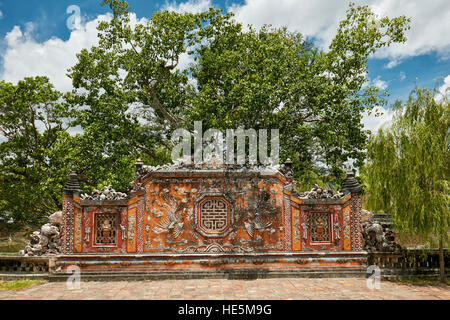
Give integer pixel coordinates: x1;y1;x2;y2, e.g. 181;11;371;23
0;0;411;226
68;0;409;184
0;77;69;226
364;87;449;243
363;86;449;281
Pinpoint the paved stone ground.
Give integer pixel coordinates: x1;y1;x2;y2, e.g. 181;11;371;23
0;278;449;300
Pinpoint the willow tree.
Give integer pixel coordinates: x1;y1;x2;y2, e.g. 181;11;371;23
365;87;449;283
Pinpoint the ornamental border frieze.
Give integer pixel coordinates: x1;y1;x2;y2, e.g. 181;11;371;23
143;177;281;185
62;198;74;254
181;242;254;253
283;194;292;250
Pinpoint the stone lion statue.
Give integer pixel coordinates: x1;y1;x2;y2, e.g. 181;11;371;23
20;212;62;256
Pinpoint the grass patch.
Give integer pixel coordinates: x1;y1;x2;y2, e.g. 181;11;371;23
0;252;21;256
0;280;45;291
0;238;26;254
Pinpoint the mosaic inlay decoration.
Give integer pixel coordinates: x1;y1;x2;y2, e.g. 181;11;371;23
291;207;302;251
127;208;137;252
73;207;82;253
343;205;352;250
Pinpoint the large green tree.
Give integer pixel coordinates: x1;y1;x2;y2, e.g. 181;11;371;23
0;1;411;229
365;87;449;282
68;0;410;188
0;77;69;227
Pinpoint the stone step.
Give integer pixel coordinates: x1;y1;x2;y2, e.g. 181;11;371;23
48;269;367;282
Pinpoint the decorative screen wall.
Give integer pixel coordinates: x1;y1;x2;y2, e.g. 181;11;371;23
63;168;361;254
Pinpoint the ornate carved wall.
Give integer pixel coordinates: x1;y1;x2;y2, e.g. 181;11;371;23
61;168;363;255
140;172;284;253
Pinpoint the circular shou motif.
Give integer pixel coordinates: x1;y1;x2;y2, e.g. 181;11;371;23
195;195;234;238
200;199;228;232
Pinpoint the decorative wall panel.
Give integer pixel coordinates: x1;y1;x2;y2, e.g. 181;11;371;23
73;207;82;253
63;169;362;255
310;212;332;243
127;208;137;253
291;206;302;251
195;196;232;237
343;205;352;250
95;213;117;245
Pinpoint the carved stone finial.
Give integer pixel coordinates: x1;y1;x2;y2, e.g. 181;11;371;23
342;167;361;194
280;158;294;185
63;168;81;195
134;159;144;178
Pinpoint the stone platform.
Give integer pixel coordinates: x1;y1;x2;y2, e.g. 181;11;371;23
49;251;367;281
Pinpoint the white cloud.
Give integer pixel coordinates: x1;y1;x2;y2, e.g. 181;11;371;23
229;0;346;49
399;71;406;81
176;51;194;72
435;74;450;102
364;75;388;90
384;59;400;69
0;13;154;92
0;10;3;20
370;0;450;61
1;14;112;92
362;106;394;133
372;76;388;90
229;0;450;63
162;0;212;13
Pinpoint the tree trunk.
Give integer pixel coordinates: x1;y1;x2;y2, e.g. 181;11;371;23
439;236;446;284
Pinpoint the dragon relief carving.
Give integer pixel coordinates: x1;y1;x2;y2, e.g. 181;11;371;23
244;219;273;238
244;190;277;237
151;191;185;239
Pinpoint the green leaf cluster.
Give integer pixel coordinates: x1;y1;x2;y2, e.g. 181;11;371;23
364;86;449;245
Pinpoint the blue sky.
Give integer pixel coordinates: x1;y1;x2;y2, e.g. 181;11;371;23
0;0;449;131
0;0;235;43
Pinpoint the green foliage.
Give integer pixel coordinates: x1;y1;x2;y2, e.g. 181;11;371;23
0;237;27;253
0;77;70;226
68;1;409;186
0;280;45;291
1;1;411;227
365;86;449;246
